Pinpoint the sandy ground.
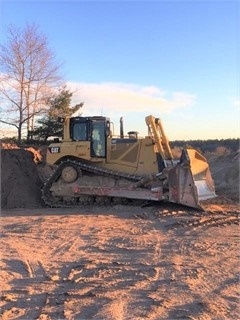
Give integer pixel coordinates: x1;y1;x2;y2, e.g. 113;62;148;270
0;146;239;319
1;203;239;320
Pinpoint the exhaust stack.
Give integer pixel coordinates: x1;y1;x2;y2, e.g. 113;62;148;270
120;117;124;138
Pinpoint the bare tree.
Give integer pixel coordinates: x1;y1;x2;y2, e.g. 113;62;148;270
0;23;63;144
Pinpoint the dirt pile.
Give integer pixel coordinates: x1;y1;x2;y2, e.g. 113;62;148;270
1;149;43;209
206;151;239;202
0;142;44;163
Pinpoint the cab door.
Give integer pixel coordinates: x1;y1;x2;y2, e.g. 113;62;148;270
90;120;106;158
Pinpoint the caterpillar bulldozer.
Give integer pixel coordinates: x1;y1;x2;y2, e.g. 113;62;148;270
42;115;216;209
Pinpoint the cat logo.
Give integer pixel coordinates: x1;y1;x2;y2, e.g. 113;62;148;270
49;147;60;154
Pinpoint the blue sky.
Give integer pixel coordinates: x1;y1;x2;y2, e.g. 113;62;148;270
0;0;239;140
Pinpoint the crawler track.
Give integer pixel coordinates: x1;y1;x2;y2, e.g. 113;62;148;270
42;160;143;207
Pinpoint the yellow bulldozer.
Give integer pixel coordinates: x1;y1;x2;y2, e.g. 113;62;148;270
42;115;216;209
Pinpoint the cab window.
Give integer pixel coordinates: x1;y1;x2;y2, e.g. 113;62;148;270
72;122;87;141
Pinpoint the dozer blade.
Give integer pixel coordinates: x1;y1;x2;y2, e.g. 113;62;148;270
166;148;217;209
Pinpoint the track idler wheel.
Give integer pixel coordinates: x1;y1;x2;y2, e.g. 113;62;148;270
61;165;79;183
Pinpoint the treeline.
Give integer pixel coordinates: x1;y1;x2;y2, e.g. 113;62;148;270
170;138;239;153
1;137;239;154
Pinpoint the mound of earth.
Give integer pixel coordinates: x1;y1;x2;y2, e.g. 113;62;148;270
206;151;239;202
1;149;44;209
1;147;239;209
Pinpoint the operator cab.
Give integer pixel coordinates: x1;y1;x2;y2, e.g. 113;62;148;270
70;116;111;158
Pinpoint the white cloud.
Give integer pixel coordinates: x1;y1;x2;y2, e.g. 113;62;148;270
233;98;240;108
0;126;18;138
68;81;196;116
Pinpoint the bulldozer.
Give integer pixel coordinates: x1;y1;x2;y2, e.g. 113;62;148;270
42;114;216;209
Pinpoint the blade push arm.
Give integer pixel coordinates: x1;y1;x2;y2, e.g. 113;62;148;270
145;115;173;160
